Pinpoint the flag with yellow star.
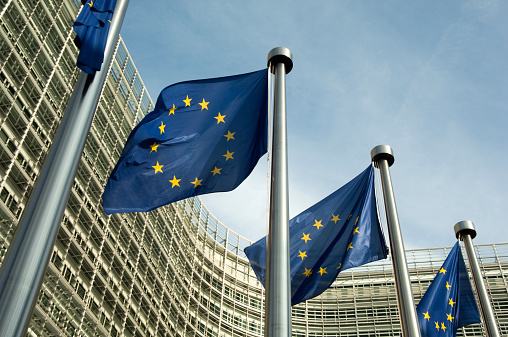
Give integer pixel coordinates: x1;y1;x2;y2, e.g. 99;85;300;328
102;69;268;214
73;0;117;74
416;242;481;337
245;165;388;305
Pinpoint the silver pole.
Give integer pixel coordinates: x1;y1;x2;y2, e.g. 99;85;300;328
265;47;293;337
0;1;129;336
454;221;501;337
371;145;421;337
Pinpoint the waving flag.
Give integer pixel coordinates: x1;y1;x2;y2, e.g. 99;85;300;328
102;69;268;214
73;0;117;74
245;165;388;305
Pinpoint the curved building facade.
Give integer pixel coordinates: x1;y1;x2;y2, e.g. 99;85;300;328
1;1;507;336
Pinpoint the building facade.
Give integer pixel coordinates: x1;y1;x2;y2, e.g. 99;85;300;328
1;1;507;336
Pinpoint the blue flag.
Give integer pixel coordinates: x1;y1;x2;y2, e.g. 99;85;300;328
245;165;388;306
73;0;117;74
416;242;481;337
102;69;268;214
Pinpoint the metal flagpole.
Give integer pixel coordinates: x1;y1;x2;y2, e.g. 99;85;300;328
0;1;130;336
371;145;421;337
265;47;293;337
454;221;501;337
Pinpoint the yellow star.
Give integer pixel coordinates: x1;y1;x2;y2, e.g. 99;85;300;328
434;322;440;331
301;233;311;243
336;263;342;270
347;242;353;251
423;312;430;321
159;121;166;134
447;314;454;322
331;214;340;223
318;267;327;276
150;142;159;153
190;177;202;188
439;268;447;274
87;0;93;7
313;220;323;230
169;175;181;188
224;130;235;141
446;281;451;290
348;214;352;219
211;166;222;176
168;104;177;115
198;98;209;110
152;161;163;174
353;227;360;235
214;112;226;124
303;268;312;277
441;323;446;332
448;298;456;307
183;95;192;107
297;251;307;260
223;150;234;161
354;216;359;225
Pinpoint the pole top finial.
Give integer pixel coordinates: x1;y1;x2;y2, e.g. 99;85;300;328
454;220;477;240
268;47;293;74
371;145;394;166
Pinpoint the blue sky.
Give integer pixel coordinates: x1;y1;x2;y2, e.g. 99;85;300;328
119;0;507;249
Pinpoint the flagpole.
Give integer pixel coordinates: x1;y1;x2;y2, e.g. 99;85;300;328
454;221;501;337
0;1;129;336
371;145;421;337
265;47;293;337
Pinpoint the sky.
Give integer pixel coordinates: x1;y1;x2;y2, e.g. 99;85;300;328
118;0;508;250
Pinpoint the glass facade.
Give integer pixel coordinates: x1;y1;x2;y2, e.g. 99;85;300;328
1;1;507;336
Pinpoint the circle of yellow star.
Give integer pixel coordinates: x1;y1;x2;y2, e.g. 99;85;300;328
224;130;235;141
152;161;163;174
198;98;209;110
331;214;340;223
301;233;311;243
190;177;202;188
423;312;430;321
303;268;312;277
150;142;159;153
159;121;166;134
313;220;323;230
211;166;222;176
214;112;226;124
168;104;177;115
169;175;181;188
183;95;192;107
318;267;327;276
297;251;307;260
223;150;234;161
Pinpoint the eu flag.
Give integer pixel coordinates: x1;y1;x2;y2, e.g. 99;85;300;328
416;242;481;337
102;69;268;214
73;0;117;74
245;165;388;305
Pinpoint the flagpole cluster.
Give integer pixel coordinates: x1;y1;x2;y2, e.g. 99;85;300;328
0;1;129;336
454;221;501;337
265;47;293;337
371;145;422;337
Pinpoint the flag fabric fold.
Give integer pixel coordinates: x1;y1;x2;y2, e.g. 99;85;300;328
416;241;481;337
245;165;388;306
73;0;117;74
102;69;269;214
